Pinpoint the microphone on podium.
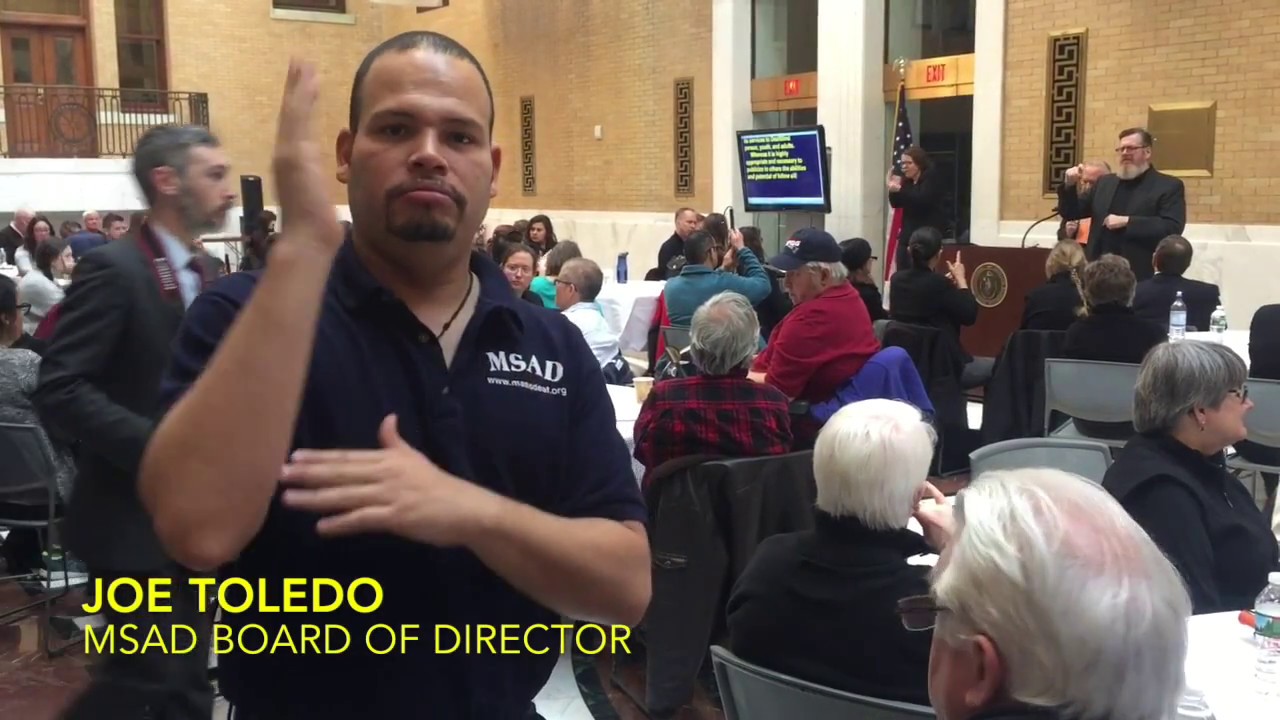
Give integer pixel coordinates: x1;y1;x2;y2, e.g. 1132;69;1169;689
1020;207;1060;249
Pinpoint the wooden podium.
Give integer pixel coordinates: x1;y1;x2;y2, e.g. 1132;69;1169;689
938;245;1052;358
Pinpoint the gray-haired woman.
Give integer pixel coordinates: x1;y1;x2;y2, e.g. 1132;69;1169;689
1103;340;1279;614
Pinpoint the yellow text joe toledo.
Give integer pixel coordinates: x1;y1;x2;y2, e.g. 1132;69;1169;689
83;577;632;656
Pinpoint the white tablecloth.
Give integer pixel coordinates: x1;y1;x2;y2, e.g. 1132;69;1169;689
597;280;664;353
607;384;645;483
1185;611;1278;719
1186;330;1249;368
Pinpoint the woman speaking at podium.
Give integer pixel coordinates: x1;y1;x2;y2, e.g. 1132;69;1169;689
887;146;946;272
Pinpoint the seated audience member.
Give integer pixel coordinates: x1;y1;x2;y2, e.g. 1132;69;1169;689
663;229;770;326
1062;254;1166;364
65;210;107;260
633;292;791;481
1020;241;1085;331
555;258;625;372
14;215;54;277
487;223;515;259
728;399;935;704
530;241;581;309
18;238;72;334
499;242;543;306
525;213;558;253
752;229;880;403
1103;341;1278;614
0;276;75;573
738;225;792;339
1246;304;1280;517
889;228;992;388
1133;234;1221;331
102;212;129;241
840;237;887;323
913;468;1191;720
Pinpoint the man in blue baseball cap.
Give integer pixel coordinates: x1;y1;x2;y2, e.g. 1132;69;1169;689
751;228;880;443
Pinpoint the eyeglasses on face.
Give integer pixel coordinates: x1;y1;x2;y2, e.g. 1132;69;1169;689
553;278;575;289
1229;385;1249;403
1115;145;1150;154
504;265;533;277
16;303;31;315
896;594;946;631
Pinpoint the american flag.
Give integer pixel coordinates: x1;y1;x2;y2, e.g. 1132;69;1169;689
885;80;914;282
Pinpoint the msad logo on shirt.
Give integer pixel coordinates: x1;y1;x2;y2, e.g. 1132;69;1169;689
485;351;568;397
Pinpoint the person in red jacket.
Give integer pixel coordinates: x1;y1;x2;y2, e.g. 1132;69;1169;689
751;228;880;405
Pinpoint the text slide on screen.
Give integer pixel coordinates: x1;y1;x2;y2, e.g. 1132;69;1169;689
737;125;832;213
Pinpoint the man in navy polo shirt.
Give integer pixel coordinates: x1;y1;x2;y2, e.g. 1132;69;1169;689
138;33;650;718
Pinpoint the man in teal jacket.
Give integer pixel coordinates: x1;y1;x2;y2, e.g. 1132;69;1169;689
663;229;771;326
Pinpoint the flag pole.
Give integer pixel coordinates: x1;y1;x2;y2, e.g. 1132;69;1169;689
885;57;909;285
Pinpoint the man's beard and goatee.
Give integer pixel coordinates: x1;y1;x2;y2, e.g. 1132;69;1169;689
1117;163;1148;181
389;217;457;244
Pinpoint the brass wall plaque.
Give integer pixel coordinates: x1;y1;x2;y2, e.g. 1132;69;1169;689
1148;102;1216;178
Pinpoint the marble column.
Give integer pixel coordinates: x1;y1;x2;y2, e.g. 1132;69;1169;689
712;0;753;213
816;0;887;248
970;0;1007;245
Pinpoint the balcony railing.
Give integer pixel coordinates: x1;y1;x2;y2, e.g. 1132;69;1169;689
0;86;210;159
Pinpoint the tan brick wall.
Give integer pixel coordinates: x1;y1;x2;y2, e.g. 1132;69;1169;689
1002;0;1280;225
77;1;711;212
402;0;714;212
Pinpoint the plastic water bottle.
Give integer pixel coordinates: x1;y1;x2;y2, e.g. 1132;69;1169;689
1255;572;1280;696
616;252;629;284
1209;305;1228;341
1169;291;1187;342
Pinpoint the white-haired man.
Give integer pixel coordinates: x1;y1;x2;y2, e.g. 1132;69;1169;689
633;291;791;486
728;399;937;704
910;468;1191;720
66;209;108;260
2;208;33;265
750;228;880;445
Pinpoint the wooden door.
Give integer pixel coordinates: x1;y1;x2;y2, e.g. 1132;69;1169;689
1;25;93;157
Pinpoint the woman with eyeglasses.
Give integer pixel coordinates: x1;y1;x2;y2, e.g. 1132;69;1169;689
1103;340;1279;614
0;275;76;575
500;242;543;306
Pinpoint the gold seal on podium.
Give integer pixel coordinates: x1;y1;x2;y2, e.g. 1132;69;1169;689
970;262;1008;308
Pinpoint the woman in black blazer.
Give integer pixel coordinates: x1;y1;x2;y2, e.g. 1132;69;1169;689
1104;341;1278;614
1021;241;1086;331
887;146;947;273
1062;255;1166;364
889;228;991;388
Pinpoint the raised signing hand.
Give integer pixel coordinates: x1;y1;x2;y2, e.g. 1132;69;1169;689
273;60;343;254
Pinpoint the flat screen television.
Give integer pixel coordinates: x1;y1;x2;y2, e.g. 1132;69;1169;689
736;125;831;213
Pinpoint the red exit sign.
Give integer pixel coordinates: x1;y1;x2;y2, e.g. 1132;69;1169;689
782;78;801;97
925;63;947;83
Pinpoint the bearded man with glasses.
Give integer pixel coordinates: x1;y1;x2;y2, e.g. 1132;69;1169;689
1057;127;1186;280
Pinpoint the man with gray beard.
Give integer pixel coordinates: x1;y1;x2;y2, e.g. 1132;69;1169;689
1058;127;1186;280
34;124;236;719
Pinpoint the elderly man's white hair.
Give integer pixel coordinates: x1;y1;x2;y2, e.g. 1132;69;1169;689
935;468;1190;720
813;399;935;528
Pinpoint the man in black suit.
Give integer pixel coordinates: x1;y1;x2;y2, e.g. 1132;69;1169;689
34;124;236;720
1133;235;1220;331
1058;127;1186;280
1;208;33;265
657;206;699;278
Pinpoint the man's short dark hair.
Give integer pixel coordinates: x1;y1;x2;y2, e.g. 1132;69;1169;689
684;230;715;265
133;124;220;204
349;31;495;135
1154;235;1193;276
102;212;125;228
1118;127;1154;147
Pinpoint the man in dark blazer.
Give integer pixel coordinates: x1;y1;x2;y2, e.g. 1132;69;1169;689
1;208;32;265
1058;127;1186;281
34;124;236;720
1133;235;1220;331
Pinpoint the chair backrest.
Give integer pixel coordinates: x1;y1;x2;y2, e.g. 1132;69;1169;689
1042;358;1140;429
0;422;57;503
970;437;1113;484
711;646;936;720
661;325;691;354
1241;377;1280;449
